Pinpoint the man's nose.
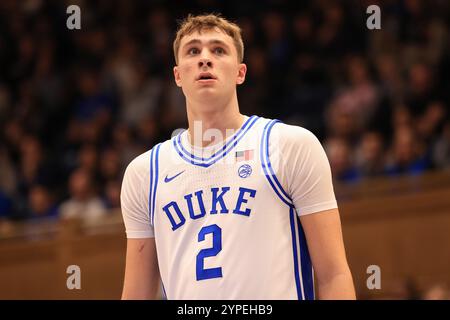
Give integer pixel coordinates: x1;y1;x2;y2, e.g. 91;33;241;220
198;58;212;68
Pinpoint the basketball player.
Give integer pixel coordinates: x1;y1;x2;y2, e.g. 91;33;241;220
120;14;355;300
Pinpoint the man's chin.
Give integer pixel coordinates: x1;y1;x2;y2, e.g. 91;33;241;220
195;89;220;99
191;91;225;105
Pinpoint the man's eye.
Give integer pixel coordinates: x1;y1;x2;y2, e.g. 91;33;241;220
188;48;199;55
214;47;225;54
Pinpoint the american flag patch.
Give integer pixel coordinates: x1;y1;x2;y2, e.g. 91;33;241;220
235;149;254;162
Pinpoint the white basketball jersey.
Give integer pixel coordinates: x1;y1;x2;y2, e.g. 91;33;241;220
120;115;338;300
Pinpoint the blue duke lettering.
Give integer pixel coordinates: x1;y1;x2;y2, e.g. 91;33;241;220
162;187;257;231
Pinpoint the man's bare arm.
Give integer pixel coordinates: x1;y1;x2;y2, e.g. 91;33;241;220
299;208;356;299
121;238;160;300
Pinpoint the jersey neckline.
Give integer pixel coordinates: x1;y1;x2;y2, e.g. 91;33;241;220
172;115;260;167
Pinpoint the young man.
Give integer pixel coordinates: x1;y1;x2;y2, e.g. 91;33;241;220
120;14;355;300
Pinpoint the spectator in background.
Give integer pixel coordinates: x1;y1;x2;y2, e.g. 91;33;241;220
327;55;380;141
325;137;360;183
103;180;121;210
261;11;291;116
65;116;102;147
0;192;13;220
284;13;331;136
59;168;107;223
99;147;122;184
355;131;386;178
291;12;315;54
111;123;141;167
238;48;270;116
33;40;63;117
261;11;290;70
405;62;440;118
371;54;403;137
385;125;431;176
74;67;113;121
157;78;189;134
77;144;99;174
433;121;450;169
106;35;140;104
67;67;115;148
119;61;162;128
325;104;359;142
4;119;25;160
0;154;15;223
17;135;46;195
415;101;446;143
315;2;352;61
0;146;17;200
135;115;158;148
27;185;58;220
392;105;414;129
375;53;404;104
237;17;256;49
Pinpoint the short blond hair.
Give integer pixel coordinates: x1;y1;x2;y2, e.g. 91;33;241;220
173;13;244;65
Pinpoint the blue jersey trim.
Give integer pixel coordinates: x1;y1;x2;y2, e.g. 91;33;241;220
265;120;293;202
289;207;303;300
260;119;293;207
148;148;154;223
175;115;257;161
148;143;161;226
297;215;315;300
262;120;311;299
173;116;260;167
151;143;161;225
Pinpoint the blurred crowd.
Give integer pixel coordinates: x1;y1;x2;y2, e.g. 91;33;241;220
0;0;449;222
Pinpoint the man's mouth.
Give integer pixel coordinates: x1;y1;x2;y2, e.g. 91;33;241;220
196;73;217;81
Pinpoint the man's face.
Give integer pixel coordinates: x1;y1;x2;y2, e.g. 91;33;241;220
173;28;246;105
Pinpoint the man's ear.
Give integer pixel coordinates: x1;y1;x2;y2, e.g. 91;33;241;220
236;63;247;85
173;66;182;87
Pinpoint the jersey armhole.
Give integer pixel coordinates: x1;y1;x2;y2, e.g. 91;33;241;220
149;143;162;226
260;120;294;208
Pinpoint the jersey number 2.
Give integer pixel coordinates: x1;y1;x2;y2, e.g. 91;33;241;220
196;224;223;281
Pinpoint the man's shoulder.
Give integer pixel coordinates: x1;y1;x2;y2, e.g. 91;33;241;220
276;121;315;137
125;138;172;173
126;150;152;173
265;119;319;148
255;116;314;136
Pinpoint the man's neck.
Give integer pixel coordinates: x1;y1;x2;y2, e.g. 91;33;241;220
186;96;244;148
